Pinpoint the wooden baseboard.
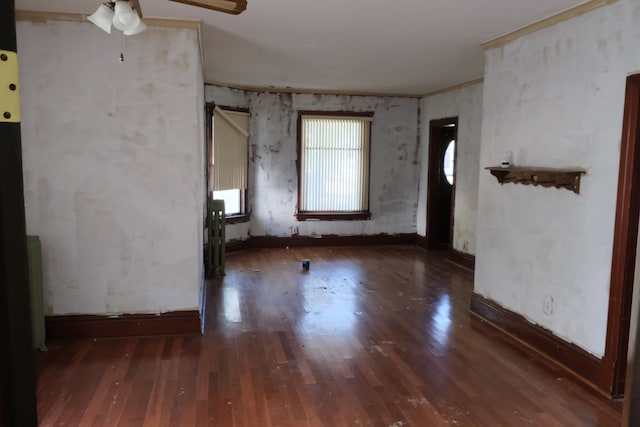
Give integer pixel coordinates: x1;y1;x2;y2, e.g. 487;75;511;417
416;234;428;250
227;233;418;251
226;239;250;253
449;249;475;270
46;310;201;340
470;293;613;397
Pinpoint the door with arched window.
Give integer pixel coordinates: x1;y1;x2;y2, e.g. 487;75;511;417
426;117;457;250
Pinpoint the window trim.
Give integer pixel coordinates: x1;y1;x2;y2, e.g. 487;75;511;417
206;102;250;224
296;110;373;221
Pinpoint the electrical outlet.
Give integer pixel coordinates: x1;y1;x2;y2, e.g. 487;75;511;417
291;226;298;236
543;296;554;315
462;240;469;253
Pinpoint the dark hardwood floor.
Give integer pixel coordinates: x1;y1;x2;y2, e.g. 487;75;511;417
36;246;621;426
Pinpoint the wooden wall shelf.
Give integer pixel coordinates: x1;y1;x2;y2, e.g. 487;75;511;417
486;166;586;194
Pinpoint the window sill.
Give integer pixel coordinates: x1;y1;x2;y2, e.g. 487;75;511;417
296;212;371;221
225;214;250;225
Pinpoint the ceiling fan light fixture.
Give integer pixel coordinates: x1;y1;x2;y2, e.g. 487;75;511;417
123;20;147;36
88;3;115;33
112;0;140;32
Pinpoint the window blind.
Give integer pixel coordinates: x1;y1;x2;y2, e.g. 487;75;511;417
300;116;370;212
213;108;249;191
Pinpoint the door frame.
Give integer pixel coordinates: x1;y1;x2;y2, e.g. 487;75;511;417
426;117;458;250
605;73;640;397
0;0;39;425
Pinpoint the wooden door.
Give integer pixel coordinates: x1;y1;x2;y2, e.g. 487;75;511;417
609;74;640;406
426;118;458;250
0;1;39;425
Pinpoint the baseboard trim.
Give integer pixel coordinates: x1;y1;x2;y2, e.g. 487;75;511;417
449;249;475;271
227;233;418;251
416;235;428;250
46;310;201;340
226;239;250;253
470;293;612;397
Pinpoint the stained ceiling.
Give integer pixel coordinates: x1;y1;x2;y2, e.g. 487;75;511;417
15;0;592;95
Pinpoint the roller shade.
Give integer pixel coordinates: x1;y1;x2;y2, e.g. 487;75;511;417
213;107;249;191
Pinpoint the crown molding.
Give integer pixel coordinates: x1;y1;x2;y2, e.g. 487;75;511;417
204;80;422;99
15;10;80;22
421;78;484;98
195;22;207;86
482;0;620;50
142;18;200;30
15;10;201;30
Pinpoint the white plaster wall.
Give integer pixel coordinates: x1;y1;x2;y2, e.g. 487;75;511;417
205;86;420;240
417;83;483;255
475;0;640;357
18;19;204;315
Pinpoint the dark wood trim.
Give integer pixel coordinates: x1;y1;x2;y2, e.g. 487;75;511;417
470;293;611;396
297;110;375;118
225;212;250;225
46;310;201;340
429;117;458;128
226;239;250;253
425;118;438;248
205;102;213;198
250;233;417;248
226;233;417;251
416;234;428;250
449;249;475;271
0;1;38;425
450;123;457;248
605;74;640;398
215;105;250;114
296;112;302;215
296;211;371;221
426;117;458;250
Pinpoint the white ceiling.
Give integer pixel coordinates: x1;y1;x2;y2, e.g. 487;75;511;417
16;0;589;95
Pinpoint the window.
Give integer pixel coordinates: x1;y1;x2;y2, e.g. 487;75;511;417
206;104;249;221
297;112;372;221
443;140;455;185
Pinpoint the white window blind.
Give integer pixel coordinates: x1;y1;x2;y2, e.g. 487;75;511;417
300;115;371;212
213;108;249;192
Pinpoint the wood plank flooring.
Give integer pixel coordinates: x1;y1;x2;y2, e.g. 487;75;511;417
36;246;622;426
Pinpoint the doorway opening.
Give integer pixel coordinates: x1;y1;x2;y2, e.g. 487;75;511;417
426;117;458;250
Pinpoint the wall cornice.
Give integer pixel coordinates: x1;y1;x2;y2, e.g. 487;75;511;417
482;0;619;50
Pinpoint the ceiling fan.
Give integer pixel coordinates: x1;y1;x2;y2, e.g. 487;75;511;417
168;0;247;15
88;0;246;35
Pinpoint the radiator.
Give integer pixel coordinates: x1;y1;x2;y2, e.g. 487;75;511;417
206;199;226;278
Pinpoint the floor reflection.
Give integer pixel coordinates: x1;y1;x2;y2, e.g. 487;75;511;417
222;286;242;323
296;267;361;337
432;294;451;345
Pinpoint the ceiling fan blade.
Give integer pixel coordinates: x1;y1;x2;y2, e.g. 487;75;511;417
169;0;247;15
130;0;143;18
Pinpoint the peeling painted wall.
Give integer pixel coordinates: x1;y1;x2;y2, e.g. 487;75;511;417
205;86;420;239
417;83;483;255
475;0;640;357
18;20;204;315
